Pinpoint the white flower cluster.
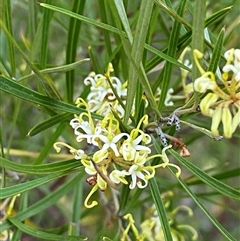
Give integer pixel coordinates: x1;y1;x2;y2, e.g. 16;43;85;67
84;64;128;118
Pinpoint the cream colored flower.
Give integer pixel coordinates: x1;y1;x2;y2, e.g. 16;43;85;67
194;48;240;138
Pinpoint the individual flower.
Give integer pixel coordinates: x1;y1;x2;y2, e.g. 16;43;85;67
194;48;240;138
120;115;151;161
109;169;129;185
124;164;153;189
92;113;129;157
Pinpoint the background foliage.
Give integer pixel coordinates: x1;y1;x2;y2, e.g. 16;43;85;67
0;0;239;240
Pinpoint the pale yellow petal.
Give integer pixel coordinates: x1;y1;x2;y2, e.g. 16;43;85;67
222;107;233;138
211;107;222;136
200;93;219;116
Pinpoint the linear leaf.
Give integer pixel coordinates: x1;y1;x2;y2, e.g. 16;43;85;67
0;75;101;119
1;173;84;231
149;177;173;241
1;172;70;198
0;19;60;99
9;217;86;241
176;177;236;241
40;0;52;69
0;157;82;174
158;0;188;111
27;113;72;136
66;0;86;103
4;0;15;76
124;0;154;122
38;3;190;72
207;27;225;73
19;58;90;82
170;150;240;201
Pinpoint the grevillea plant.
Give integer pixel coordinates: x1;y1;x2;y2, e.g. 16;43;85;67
0;1;239;241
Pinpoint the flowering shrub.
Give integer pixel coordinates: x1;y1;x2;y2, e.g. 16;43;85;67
1;1;239;241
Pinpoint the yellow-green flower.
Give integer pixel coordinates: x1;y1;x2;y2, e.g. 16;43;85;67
194;48;240;138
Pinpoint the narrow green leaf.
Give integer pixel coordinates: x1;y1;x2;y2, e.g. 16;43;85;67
30;15;44;61
27;113;72;137
71;179;83;236
8;217;86;241
19;58;90;82
124;0;154;123
186;168;240;186
205;6;232;27
191;0;206;80
149;177;173;241
0;0;6;21
158;0;188;111
1;172;69;199
0;75;101;119
3;0;16;76
170;150;240;201
66;0;86;103
180;120;223;140
113;0;133;43
0;156;82;174
40;0;52;69
1;173;84;232
28;0;37;41
88;46;100;73
154;0;191;29
0;19;60;99
176;178;236;241
207;28;225;73
98;0;112;56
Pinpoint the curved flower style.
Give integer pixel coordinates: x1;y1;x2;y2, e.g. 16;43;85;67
194;48;240;138
179;47;194;100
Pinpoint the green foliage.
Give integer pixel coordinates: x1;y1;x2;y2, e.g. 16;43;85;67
0;1;239;241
